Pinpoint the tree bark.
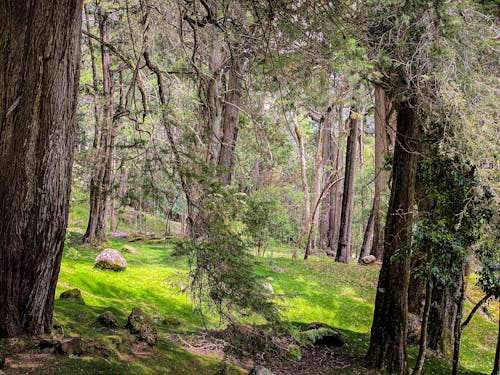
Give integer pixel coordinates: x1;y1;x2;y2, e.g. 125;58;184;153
218;54;245;185
413;281;433;375
83;7;115;244
452;270;467;375
366;101;419;374
370;87;395;260
358;204;375;261
492;302;500;375
0;0;82;337
336;107;360;263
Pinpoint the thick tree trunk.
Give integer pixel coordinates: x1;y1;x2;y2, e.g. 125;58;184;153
370;87;395;260
336;107;360;263
0;0;82;337
366;102;419;374
427;280;460;355
83;9;115;244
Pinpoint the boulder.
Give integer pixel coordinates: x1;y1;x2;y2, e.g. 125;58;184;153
59;288;85;305
262;282;274;294
126;308;158;346
360;255;377;265
271;265;286;273
248;366;274;375
121;245;138;255
94;248;127;271
55;337;82;355
97;311;119;329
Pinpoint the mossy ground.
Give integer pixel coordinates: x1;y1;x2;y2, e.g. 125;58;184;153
1;214;496;374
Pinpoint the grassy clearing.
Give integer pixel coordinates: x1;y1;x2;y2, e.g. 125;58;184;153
46;231;497;374
3;202;494;375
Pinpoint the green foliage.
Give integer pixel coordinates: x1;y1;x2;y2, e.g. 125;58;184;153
244;187;294;254
173;185;281;326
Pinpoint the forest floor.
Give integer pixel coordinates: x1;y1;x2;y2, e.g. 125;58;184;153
0;231;497;374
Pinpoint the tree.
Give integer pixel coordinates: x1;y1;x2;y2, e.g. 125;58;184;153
83;5;116;244
366;101;419;374
0;0;83;336
336;106;361;263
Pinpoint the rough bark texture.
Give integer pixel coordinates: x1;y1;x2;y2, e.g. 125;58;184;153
336;107;360;263
83;8;115;244
370;87;395;260
218;54;244;185
0;0;82;337
366;102;419;374
427;283;459;355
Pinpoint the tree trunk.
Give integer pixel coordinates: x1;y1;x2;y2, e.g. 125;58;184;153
304;106;332;257
452;270;467;375
336;107;360;263
370;87;395;260
492;302;500;375
0;0;82;337
427;280;459;355
413;281;433;375
366;101;419;374
292;110;311;228
358;203;375;261
218;54;245;185
83;8;115;244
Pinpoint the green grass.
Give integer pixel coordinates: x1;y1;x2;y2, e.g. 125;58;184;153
0;193;488;375
45;231;498;375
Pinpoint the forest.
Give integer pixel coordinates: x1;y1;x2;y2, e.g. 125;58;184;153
0;1;499;374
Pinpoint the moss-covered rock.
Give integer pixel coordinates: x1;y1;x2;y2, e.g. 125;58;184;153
59;288;85;305
97;311;119;329
126;307;157;346
121;245;138;255
94;248;127;271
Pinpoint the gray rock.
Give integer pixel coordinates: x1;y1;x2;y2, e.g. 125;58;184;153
97;311;119;329
360;255;377;264
271;265;286;273
94;248;127;271
126;307;158;346
248;366;274;375
59;288;85;305
262;282;274;294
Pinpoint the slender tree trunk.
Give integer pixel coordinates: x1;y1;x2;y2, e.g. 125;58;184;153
329;121;344;256
292;110;311;227
492;302;500;375
218;54;244;185
358;204;375;261
0;0;82;337
366;101;419;374
370;87;395;260
413;281;433;375
83;8;115;244
336;107;360;263
304;106;331;257
452;270;467;375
